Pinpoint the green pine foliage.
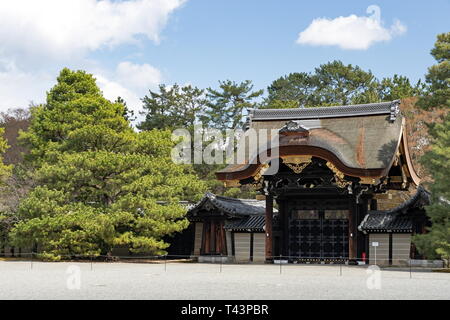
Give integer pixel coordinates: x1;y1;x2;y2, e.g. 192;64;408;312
202;80;263;130
138;80;263;197
0;129;13;249
413;32;450;262
10;68;206;260
418;32;450;110
262;60;424;109
0;128;12;179
138;84;207;131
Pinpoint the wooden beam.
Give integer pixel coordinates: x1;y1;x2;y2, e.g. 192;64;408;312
374;193;393;200
265;195;273;261
390;176;404;183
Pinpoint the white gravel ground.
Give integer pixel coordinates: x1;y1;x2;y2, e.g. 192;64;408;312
0;261;449;300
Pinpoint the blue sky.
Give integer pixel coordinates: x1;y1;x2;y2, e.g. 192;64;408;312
0;0;448;116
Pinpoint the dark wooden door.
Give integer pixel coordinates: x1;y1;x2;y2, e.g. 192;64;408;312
322;218;348;258
289;212;348;259
201;219;227;255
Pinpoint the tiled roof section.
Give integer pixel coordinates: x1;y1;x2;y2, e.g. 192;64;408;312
358;211;413;233
224;215;265;231
188;192;270;217
251;101;400;121
384;186;430;214
358;187;430;232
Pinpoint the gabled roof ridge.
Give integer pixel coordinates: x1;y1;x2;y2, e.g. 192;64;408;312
251;100;400;121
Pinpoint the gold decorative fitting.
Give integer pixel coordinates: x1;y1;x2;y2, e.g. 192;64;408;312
281;155;312;164
360;177;377;185
224;180;241;188
334;178;350;189
285;162;310;174
326;161;351;188
281;155;312;174
250;179;263;189
254;163;270;182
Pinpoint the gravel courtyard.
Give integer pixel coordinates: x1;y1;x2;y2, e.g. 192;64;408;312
0;261;449;300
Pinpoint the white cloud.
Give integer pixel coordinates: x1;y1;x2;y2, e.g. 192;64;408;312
0;62;160;124
116;61;162;90
0;0;179;116
0;61;54;110
0;59;162;121
95;61;163;121
0;0;186;61
296;5;407;50
96;74;142;110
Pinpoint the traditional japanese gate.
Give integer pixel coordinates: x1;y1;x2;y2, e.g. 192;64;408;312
215;101;422;263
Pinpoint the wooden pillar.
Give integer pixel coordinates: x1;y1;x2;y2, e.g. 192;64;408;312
202;222;210;254
357;199;369;259
265;195;273;261
211;220;217;253
221;222;227;255
388;233;393;265
282;200;289;257
370;198;378;211
348;199;357;260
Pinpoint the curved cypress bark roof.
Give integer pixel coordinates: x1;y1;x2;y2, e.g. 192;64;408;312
216;100;420;187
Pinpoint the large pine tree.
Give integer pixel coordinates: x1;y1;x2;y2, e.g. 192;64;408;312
413;32;450;263
11;69;206;259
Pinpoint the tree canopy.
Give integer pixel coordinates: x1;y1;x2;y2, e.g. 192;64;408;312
262;60;424;109
138;84;207;131
202;80;263;130
11;69;206;259
0;129;11;180
418;32;450;110
138;80;262;198
413;32;450;262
